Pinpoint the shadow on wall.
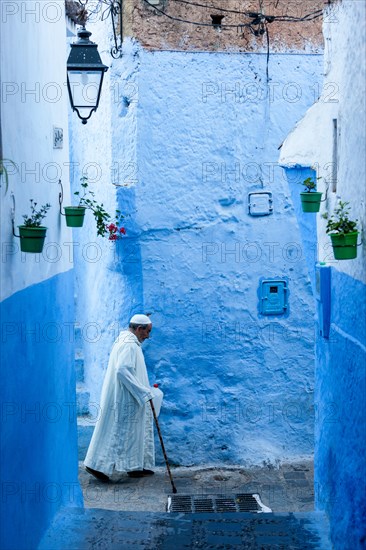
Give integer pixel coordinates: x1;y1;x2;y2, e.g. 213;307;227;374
116;185;144;308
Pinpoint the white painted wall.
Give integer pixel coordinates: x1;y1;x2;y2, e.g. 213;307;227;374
0;0;75;301
279;0;366;283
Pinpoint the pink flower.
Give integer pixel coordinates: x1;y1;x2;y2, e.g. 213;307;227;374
106;221;126;241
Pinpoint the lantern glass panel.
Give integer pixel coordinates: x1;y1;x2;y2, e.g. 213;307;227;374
68;70;103;117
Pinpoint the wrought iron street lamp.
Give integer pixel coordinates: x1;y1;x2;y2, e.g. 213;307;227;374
67;27;108;124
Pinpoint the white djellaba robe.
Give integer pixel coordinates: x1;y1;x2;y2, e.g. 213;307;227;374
84;330;154;474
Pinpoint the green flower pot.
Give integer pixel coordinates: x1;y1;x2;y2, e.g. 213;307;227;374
330;231;359;260
300;192;322;213
19;226;47;253
64;206;86;228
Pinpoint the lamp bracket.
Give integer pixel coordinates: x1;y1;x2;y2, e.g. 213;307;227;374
59;180;66;216
102;1;124;59
10;192;16;223
75;0;123;59
10;192;20;238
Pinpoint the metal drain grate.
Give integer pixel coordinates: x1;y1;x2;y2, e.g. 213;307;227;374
167;493;272;514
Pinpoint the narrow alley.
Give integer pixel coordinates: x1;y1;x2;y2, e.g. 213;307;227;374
1;1;365;549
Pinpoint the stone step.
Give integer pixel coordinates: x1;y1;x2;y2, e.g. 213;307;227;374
76;384;90;416
39;509;331;549
75;352;85;383
77;415;95;461
74;325;83;346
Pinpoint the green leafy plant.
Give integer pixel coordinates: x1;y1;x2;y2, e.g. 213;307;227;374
0;159;18;194
22;200;51;227
322;201;358;234
74;176;126;240
301;176;321;192
73;176;92;207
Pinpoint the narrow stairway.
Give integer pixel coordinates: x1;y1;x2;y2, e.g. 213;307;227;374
38;507;331;549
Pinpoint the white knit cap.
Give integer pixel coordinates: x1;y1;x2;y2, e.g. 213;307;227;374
130;314;152;325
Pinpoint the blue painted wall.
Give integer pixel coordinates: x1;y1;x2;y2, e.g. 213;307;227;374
0;271;83;550
281;167;365;548
315;269;366;549
108;48;324;465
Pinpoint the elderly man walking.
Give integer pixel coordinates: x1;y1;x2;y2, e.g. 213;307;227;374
84;314;155;481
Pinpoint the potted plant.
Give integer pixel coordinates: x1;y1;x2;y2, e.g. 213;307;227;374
322;201;359;260
300;176;322;213
67;176;126;240
19;200;51;253
63;177;88;227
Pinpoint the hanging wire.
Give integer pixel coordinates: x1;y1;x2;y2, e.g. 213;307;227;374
66;0;324;90
141;0;324;81
265;23;270;82
142;0;252;28
74;0;323;44
166;0;256;16
73;0;324;79
274;11;323;22
143;0;323;25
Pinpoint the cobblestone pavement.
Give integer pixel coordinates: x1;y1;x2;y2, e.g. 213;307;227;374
79;460;315;513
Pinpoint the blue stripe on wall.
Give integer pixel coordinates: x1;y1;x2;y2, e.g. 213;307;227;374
315;268;366;550
0;270;83;550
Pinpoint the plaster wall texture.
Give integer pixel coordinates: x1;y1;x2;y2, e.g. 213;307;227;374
278;2;366;547
1;3;83;548
279;0;366;284
87;42;323;466
0;0;75;301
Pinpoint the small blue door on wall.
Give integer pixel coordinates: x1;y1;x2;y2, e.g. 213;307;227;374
259;280;288;315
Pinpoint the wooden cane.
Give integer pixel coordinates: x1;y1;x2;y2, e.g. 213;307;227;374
150;399;177;494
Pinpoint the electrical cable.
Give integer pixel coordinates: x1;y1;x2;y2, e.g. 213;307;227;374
81;0;323;27
141;0;324;81
147;0;323;24
168;0;254;16
142;0;252;28
274;11;323;22
265;23;270;82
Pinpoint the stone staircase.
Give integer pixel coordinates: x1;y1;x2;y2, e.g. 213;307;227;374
38;508;332;549
75;326;90;416
77;414;95;461
74;325;94;461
